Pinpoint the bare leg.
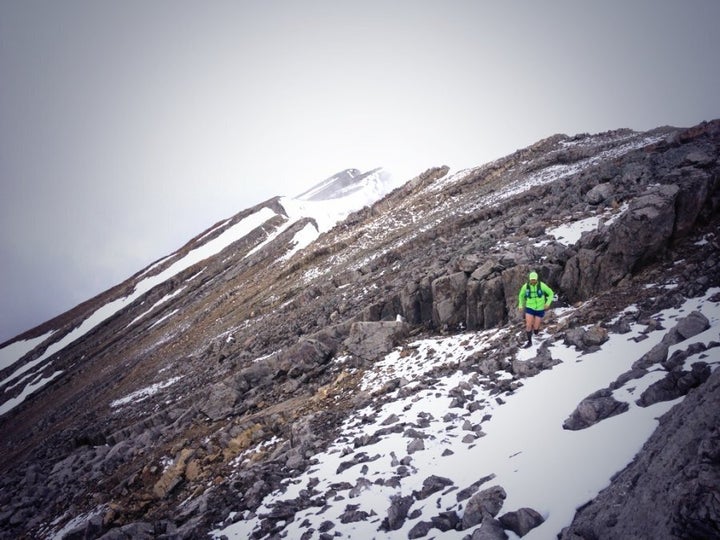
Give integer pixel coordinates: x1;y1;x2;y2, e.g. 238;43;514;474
533;316;542;332
524;313;535;332
524;312;535;346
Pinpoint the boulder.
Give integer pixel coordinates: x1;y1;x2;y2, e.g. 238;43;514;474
199;382;239;421
563;389;629;430
431;511;461;531
471;260;503;281
407;438;425;454
560;249;603;302
586;183;614;205
413;475;454;500
344;321;409;361
468;276;506;330
582;325;609;346
636;363;711;407
499;507;545;537
467;516;509;539
408;520;434;539
381;494;414;531
512;343;559;378
462;485;507;529
633;342;669;369
675;310;710;340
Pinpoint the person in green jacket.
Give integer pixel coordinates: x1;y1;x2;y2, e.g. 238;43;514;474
518;271;554;348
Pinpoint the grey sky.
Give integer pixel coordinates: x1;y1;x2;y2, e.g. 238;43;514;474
1;0;719;343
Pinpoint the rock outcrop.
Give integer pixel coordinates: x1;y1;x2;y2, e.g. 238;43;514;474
561;367;720;539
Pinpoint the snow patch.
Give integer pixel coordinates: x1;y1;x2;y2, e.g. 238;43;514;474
110;376;184;408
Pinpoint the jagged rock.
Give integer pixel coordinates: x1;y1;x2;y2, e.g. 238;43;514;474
512;343;559;377
407;438;425;454
586;183;614;205
604;184;680;279
499;507;545;537
154;448;195;499
473;355;503;376
561;249;603;302
381;413;400;425
661;342;705;371
672;167;715;237
636;363;711;407
102;520;179;539
675;310;710;339
63;515;104;540
608;314;633;334
562;184;683;302
431;511;461;531
633;311;710;373
562;327;586;350
633;341;669;369
582;325;609;346
471;260;503;282
563;389;629;430
381;494;415;531
462;485;507;529
609;367;648;390
457;475;496;502
408;520;435;539
199;381;239;421
413;475;454;500
563;325;609;351
339;504;371;523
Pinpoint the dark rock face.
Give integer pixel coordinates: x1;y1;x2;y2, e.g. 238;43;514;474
499;507;545;537
560;368;720;540
0;120;719;539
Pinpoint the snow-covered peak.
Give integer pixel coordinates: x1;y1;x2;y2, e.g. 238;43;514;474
296;167;400;202
283;169;397;231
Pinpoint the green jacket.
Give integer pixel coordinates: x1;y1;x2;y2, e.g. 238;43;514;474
518;281;554;311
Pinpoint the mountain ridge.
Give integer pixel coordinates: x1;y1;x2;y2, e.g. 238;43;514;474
0;121;719;539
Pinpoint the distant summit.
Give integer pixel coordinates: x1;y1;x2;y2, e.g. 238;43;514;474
296;167;397;202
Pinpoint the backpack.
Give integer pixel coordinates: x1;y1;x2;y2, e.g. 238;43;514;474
525;281;544;299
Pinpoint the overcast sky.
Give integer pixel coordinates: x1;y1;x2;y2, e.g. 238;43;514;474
1;1;719;343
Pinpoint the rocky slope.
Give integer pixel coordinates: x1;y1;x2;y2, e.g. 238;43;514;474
0;120;718;539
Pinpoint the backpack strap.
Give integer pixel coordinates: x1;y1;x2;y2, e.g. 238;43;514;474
526;280;544;298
